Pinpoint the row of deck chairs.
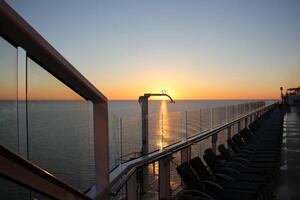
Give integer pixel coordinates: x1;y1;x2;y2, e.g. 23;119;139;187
175;107;285;200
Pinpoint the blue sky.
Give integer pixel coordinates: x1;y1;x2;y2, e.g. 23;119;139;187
6;0;300;99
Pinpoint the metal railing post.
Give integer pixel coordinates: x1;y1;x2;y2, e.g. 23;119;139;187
185;111;188;140
237;121;241;132
181;147;191;164
245;117;248;127
93;102;110;197
199;109;202;133
212;134;218;153
227;126;232;140
127;171;138;200
161;113;164;149
159;155;171;200
226;106;228;123
211;108;214;129
120;118;123;165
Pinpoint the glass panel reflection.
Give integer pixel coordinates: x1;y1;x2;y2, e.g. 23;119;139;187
26;57;95;191
0;36;18;154
109;112;121;171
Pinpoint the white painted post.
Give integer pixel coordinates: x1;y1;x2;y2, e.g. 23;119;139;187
159;156;171;200
127;171;138;200
212;134;218;153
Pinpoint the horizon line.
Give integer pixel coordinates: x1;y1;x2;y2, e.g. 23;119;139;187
108;98;279;101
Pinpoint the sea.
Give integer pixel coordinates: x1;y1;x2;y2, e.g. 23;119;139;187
0;99;275;199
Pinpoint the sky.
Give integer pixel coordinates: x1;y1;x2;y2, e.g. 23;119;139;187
6;0;300;100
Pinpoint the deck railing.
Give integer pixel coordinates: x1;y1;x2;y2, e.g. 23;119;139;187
0;1;108;199
109;102;277;199
0;2;278;200
109;101;266;171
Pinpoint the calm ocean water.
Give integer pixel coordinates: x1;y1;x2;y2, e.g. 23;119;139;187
0;99;275;199
108;99;273;117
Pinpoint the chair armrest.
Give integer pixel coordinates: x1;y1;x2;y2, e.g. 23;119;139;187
223;161;239;168
246;143;257;148
235;153;251;160
214;173;235;182
241;149;254;155
233;157;250;164
226;161;246;168
222;167;240;175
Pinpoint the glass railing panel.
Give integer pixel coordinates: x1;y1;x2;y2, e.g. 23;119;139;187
186;110;200;137
212;106;227;128
121;116;142;162
109;112;121;171
251;102;255;111
26;57;95;192
212;107;221;128
240;120;245;129
0;36;18;154
216;130;228;153
148;114;162;152
199;108;212;133
246;103;250;114
239;104;245;117
191;136;212;160
191;141;200;158
232;123;239;136
220;106;227;125
200;136;212;157
227;105;235;122
163;112;182;147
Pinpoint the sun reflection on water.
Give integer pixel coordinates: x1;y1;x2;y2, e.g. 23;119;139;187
157;100;170;149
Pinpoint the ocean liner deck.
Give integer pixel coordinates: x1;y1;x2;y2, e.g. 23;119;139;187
1;1;300;200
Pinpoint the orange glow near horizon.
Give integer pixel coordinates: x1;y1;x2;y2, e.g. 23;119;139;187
99;85;284;101
92;66;299;100
0;79;296;101
0;60;298;101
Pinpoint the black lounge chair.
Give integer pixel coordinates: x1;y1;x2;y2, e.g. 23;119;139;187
218;144;276;168
203;148;271;184
189;157;270;199
227;138;278;160
218;144;278;180
176;162;261;200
